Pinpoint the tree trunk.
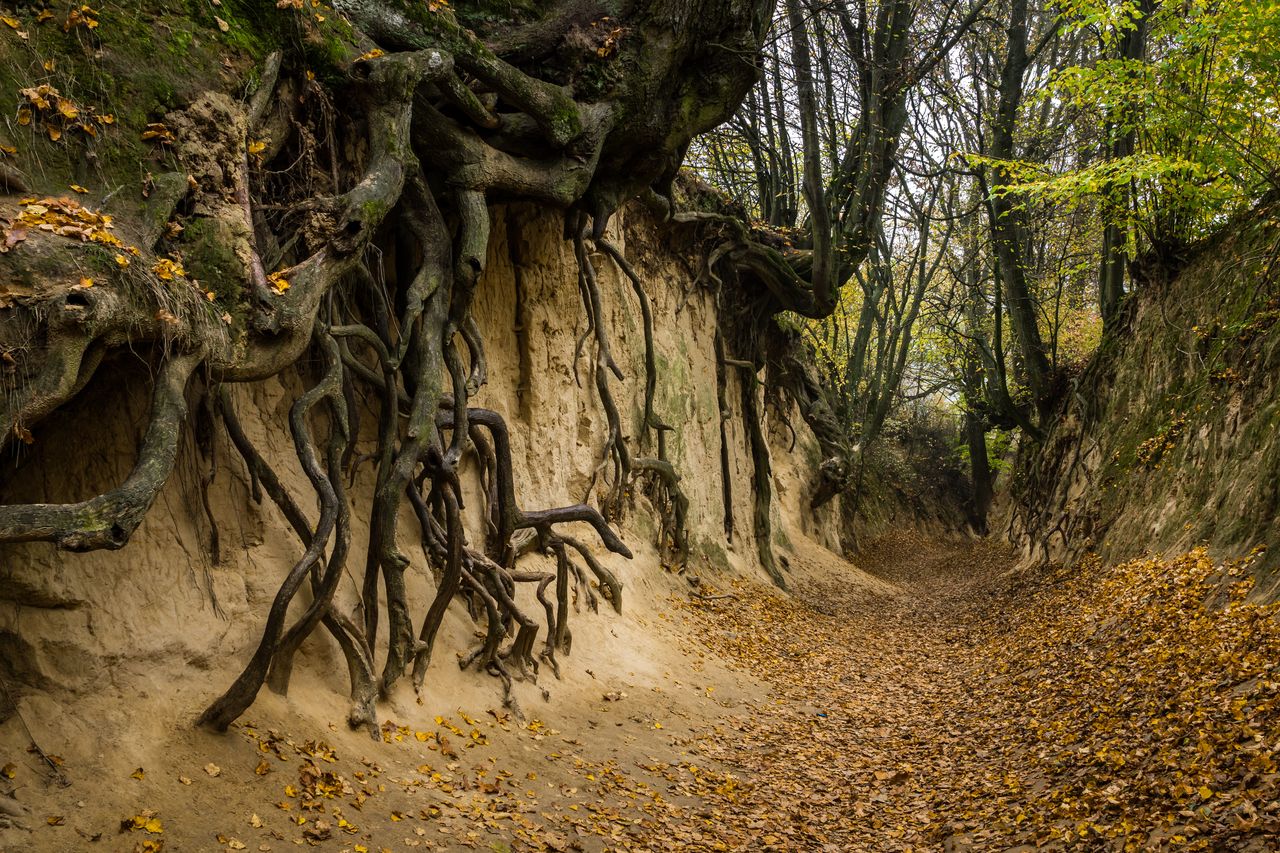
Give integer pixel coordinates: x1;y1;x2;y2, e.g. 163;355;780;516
986;0;1055;423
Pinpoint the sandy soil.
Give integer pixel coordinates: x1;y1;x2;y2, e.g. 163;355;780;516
0;532;913;852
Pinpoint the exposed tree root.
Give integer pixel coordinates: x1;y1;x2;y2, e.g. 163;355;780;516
0;0;782;732
0;350;201;551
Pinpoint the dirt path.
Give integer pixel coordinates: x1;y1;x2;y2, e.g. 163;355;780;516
633;532;1017;852
4;531;1006;853
633;534;1280;853
6;532;1280;852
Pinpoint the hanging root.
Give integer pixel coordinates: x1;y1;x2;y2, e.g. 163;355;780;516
631;458;690;567
0;350;203;551
595;237;690;567
561;535;622;613
198;333;348;731
1;0;774;734
573;224;630;519
727;355;787;589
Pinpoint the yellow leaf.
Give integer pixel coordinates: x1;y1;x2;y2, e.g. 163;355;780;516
268;271;290;294
141;123;174;143
130;766;144;779
247;140;266;155
46;815;64;826
143;818;163;834
1;763;15;779
1;15;19;29
70;184;88;194
153;258;187;281
45;124;61;142
1198;785;1214;800
16;108;31;126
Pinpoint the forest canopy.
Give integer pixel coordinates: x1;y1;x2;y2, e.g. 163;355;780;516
693;0;1280;525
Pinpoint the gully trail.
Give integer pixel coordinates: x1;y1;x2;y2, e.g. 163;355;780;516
8;532;1280;852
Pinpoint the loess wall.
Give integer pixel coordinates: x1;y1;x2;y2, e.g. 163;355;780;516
0;201;846;714
1008;211;1280;589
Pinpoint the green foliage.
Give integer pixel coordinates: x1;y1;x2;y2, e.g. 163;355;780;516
1012;0;1280;250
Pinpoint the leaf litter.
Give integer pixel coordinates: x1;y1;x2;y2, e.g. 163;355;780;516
14;533;1280;851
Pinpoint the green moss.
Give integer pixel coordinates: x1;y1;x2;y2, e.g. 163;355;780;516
361;198;389;224
454;0;541;31
0;0;289;220
182;217;246;308
170;27;194;55
294;11;359;82
771;524;792;552
690;536;732;574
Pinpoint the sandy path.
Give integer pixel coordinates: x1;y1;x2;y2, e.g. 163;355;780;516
626;532;1014;852
8;531;1278;851
1;532;1000;853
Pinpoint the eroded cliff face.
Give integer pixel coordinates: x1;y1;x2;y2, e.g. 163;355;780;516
1008;212;1280;587
0;202;844;719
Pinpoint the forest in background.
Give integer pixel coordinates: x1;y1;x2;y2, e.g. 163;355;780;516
691;0;1280;534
